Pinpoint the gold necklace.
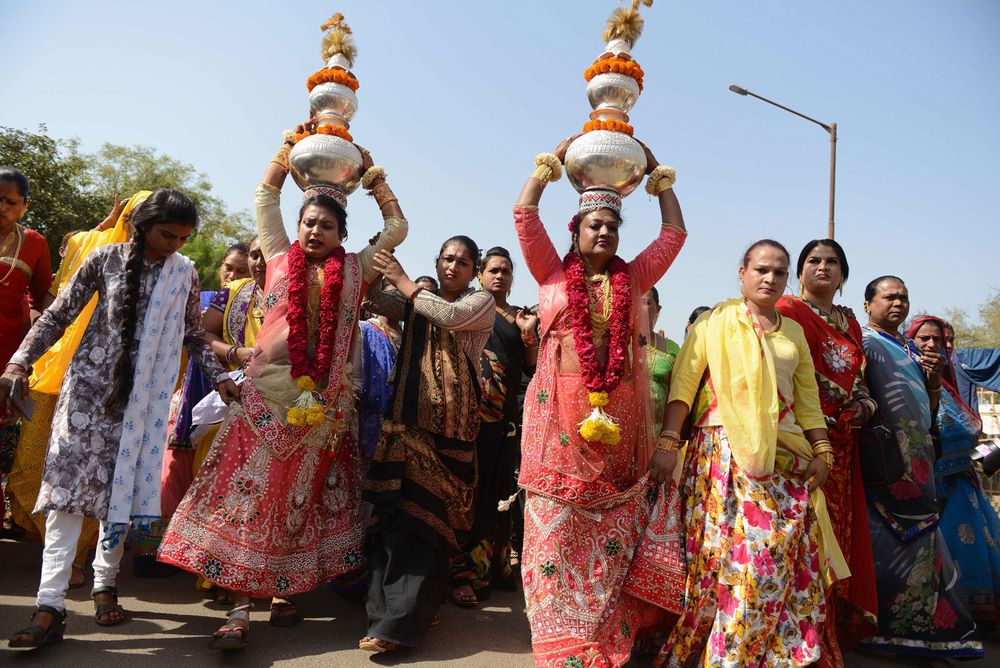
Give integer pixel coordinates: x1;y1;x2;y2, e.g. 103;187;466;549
587;272;612;346
0;225;24;286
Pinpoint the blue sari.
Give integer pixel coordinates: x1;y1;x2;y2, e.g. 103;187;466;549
859;328;982;658
936;383;1000;623
358;319;399;459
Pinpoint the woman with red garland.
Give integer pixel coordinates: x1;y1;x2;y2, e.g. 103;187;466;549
775;240;879;667
514;136;688;668
157;136;408;649
358;236;496;653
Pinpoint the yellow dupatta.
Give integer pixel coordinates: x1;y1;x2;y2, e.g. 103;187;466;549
704;298;849;585
30;192;152;394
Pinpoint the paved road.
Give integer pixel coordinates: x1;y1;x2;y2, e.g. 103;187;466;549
1;539;997;666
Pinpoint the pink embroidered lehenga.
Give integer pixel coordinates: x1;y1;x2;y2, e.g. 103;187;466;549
514;205;687;668
158;183;407;596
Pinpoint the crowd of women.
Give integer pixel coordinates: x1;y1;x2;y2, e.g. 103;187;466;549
1;125;1000;668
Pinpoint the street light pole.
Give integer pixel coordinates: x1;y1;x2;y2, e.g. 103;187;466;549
729;85;837;239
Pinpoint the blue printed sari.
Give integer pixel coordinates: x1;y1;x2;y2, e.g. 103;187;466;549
859;328;982;658
936;383;1000;623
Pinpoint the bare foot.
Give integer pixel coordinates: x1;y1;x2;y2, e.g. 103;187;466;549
69;565;86;589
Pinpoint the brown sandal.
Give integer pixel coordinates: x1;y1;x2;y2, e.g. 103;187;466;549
358;636;398;653
269;600;300;627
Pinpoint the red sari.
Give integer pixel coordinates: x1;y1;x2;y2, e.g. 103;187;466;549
0;226;51;367
776;296;878;667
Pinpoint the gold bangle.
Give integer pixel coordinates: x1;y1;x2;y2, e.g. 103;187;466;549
532;164;554;185
370;182;398;208
645;165;677;195
534;152;562;182
817;452;834;468
659;429;683;442
655;436;682;452
271;144;291;170
361;165;387;190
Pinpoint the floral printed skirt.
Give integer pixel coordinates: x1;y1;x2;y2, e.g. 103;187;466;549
656;426;825;668
158;409;366;596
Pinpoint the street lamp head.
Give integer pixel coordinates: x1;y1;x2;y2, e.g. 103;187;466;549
729;84;749;96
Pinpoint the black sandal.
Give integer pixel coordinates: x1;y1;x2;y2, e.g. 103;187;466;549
268;600;301;627
8;605;66;649
92;586;127;627
209;603;252;650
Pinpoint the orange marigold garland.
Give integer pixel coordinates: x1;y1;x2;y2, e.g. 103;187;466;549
583;119;634;135
293;124;354;145
583;56;645;92
307;67;359;92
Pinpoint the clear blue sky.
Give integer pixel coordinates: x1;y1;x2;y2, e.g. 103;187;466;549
3;1;998;340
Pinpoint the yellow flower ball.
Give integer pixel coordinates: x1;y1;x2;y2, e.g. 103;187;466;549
601;425;621;446
287;407;306;426
306;405;325;426
588;391;610;408
579;418;606;443
296;376;317;392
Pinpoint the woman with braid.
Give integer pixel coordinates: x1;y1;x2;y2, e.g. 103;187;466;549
2;188;239;649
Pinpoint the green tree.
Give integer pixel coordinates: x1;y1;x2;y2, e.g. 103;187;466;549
0;125;106;262
82;143;254;289
943;289;1000;347
0;125;254;290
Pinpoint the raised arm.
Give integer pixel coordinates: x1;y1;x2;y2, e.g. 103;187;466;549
255;141;294;261
353;147;409;284
513;137;578;284
629;142;687;294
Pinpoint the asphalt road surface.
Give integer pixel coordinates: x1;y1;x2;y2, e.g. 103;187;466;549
1;539;997;667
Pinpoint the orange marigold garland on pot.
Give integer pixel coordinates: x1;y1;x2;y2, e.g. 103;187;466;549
584;56;645;92
306;67;359;93
583;119;634;135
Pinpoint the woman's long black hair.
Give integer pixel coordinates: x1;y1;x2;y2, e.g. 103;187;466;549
107;188;198;411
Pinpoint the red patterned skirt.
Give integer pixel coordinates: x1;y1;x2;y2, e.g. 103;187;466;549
522;478;685;668
158;408;365;596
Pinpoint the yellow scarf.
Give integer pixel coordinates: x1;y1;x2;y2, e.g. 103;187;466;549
30;192;152;394
705;298;849;585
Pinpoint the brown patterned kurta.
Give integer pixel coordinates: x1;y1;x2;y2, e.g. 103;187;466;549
9;244;225;519
362;287;494;552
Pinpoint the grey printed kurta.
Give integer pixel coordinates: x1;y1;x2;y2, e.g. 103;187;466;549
9;244;226;519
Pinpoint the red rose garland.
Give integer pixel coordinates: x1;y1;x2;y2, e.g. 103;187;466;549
286;242;346;385
563;251;631;445
563;252;631;393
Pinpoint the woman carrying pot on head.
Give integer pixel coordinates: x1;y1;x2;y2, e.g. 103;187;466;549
515;135;688;668
857;277;982;659
449;246;538;608
4;188;238;649
157;136;408;648
655;239;850;667
359;235;495;653
776;239;879;666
